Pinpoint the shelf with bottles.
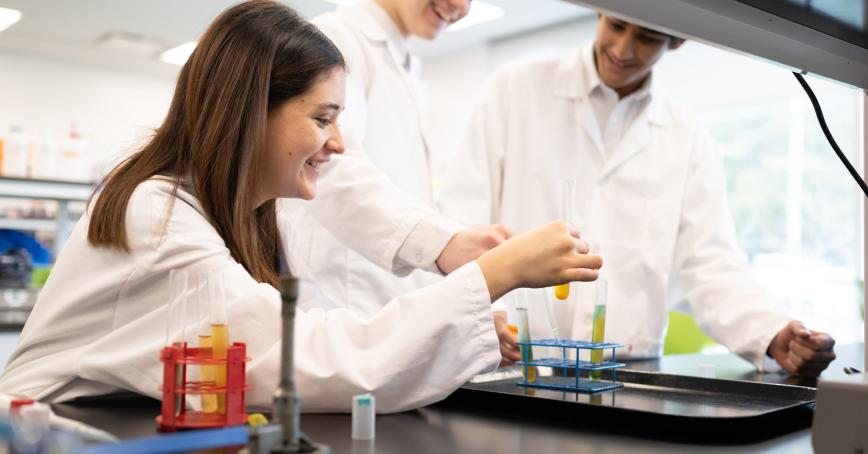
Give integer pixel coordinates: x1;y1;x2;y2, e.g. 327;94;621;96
0;124;96;184
0;185;90;261
0;124;96;258
0;176;92;201
0;198;86;259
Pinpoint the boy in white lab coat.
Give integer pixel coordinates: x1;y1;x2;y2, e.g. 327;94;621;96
439;14;836;377
283;1;515;326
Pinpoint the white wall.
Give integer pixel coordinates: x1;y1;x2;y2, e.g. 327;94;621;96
0;50;177;175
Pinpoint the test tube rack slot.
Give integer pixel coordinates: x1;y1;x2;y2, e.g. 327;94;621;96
516;339;625;393
157;342;250;432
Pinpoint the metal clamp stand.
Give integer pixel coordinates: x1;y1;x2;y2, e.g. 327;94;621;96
247;276;329;454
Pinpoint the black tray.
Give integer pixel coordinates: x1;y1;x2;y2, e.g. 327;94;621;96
436;369;816;444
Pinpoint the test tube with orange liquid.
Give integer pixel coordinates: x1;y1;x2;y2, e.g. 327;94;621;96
553;179;577;301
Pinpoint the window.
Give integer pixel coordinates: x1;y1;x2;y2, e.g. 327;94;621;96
690;61;864;344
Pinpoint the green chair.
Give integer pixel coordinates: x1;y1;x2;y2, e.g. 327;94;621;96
663;310;719;355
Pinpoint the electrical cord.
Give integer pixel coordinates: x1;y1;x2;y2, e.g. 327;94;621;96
792;71;868;199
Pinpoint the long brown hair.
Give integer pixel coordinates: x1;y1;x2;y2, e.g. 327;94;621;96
87;1;345;286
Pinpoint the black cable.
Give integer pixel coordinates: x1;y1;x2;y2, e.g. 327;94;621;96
792;71;868;199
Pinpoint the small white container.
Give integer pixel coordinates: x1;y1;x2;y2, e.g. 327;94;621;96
351;393;375;440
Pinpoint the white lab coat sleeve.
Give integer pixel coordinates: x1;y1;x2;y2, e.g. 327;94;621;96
77;263;284;408
75;185;285;406
301;15;463;276
397;214;464;275
438;70;509;227
672;127;791;370
248;261;501;413
78;189;499;413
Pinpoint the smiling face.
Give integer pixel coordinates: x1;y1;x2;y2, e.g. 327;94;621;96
259;69;346;204
594;15;684;98
379;0;470;40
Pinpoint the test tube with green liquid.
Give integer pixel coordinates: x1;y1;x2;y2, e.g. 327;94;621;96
515;289;536;383
589;278;607;380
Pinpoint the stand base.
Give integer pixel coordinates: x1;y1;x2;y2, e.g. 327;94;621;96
247;424;330;454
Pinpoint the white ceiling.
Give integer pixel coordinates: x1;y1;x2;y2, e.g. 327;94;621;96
0;0;592;77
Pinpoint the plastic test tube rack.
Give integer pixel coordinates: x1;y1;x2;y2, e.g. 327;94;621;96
516;339;625;393
157;342;250;432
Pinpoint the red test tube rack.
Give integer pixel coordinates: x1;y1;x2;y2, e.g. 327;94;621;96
156;342;250;432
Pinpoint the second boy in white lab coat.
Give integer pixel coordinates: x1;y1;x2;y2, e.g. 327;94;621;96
440;14;836;376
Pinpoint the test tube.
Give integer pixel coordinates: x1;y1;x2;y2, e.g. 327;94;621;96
196;273;217;413
553;179;577;301
542;290;562;360
167;270;188;416
589;277;608;380
208;270;229;414
515;289;536;383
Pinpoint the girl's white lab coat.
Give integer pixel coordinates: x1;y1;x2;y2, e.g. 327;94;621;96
0;179;500;412
439;46;791;368
282;0;450;318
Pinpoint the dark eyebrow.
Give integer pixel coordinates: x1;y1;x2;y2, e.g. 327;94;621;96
317;102;343;111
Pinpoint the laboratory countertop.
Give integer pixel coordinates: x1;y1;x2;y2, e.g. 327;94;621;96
52;343;864;454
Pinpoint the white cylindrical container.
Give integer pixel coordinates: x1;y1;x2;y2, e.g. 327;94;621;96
351;393;375;440
30;130;59;180
3;127;28;178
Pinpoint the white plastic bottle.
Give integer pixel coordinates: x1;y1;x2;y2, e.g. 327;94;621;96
29;130;59;180
3;127;29;178
59;124;90;182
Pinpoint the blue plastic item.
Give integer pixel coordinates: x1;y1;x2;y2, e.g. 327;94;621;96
82;425;248;454
0;229;52;265
516;338;625;393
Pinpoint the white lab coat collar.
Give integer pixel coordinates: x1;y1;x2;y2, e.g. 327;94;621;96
553;44;670;128
342;0;421;76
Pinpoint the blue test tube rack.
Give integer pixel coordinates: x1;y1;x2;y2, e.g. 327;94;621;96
516;339;625;393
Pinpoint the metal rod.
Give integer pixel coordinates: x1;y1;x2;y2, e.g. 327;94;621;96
273;276;300;451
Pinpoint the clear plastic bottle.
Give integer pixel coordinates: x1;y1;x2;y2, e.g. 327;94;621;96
59;124;91;182
30;130;59;180
3;127;29;177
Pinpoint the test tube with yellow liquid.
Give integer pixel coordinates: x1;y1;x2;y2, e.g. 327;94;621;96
208;271;229;414
195;273;217;413
589;278;607;380
553;179;577;301
515;289;536;383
